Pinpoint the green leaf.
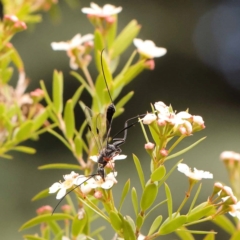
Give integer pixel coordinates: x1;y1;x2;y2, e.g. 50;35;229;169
230;231;240;240
70;71;92;95
53;70;63;114
165;137;206;161
158;215;187;235
71;214;87;237
131;187;138;217
32;108;49;131
19;213;73;231
175;226;195;240
151;165;166;182
109;211;123;231
119;179;130;211
72;85;85;108
212;215;235;235
132;154;145;190
38;163;81;170
122;217;136;240
64;99;75;139
203;232;215;240
74;136;82;158
148;215;163;235
165;183;173;218
40;80;53;107
94;29;104;71
136;214;144;229
11;146;36;154
32;188;50;201
187;203;214;222
110;20;141;59
23;235;47;240
15;120;33;142
140;183;158;211
114;91;134;116
48;221;62;236
10;46;24;71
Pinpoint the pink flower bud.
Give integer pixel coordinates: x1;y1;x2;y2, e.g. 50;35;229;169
160;148;168;157
142;113;157;124
144;59;155;70
145;142;155;150
14;21;27;31
94;190;103;199
105;16;115;23
61;205;71;213
36;205;53;215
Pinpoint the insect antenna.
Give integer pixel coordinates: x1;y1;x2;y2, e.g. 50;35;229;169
100;49;113;104
51;174;98;215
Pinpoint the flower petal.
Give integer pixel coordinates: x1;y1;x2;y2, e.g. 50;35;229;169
56;188;67;199
49;182;61;193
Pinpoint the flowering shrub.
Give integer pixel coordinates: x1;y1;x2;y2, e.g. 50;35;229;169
2;1;240;240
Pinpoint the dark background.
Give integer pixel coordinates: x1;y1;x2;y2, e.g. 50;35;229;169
1;0;240;239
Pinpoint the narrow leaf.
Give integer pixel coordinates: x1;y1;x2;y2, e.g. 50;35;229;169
175;226;195;240
72;85;84;108
148;215;163;235
212;215;236;235
71;214;87;237
53;70;63;114
70;71;92;95
131;187;138;217
230;231;240;240
32;108;49;131
94;29;104;71
15;121;33;141
32;188;50;201
11;146;36;154
110;20;141;59
165;183;173;219
19;214;73;231
159;215;187;235
109;211;123;231
122;218;136;240
165;137;206;161
119;179;130;211
64;99;75;139
38;163;81;170
132;154;145;190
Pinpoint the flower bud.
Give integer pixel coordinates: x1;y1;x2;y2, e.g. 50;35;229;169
36;205;53;215
94;190;103;199
145;142;155;150
144;59;155;70
61;205;71;214
160;148;168;157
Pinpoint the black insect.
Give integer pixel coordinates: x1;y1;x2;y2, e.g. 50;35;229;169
52;50;142;213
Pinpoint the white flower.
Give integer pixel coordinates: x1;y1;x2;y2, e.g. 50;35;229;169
51;33;94;51
142;113;157;124
177;163;213;180
133;38;167;59
49;171;80;199
220;151;240;161
81;2;122;17
88;172;117;190
229;201;240;220
90;154;127;163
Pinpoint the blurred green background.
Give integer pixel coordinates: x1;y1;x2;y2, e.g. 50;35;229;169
1;0;240;239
